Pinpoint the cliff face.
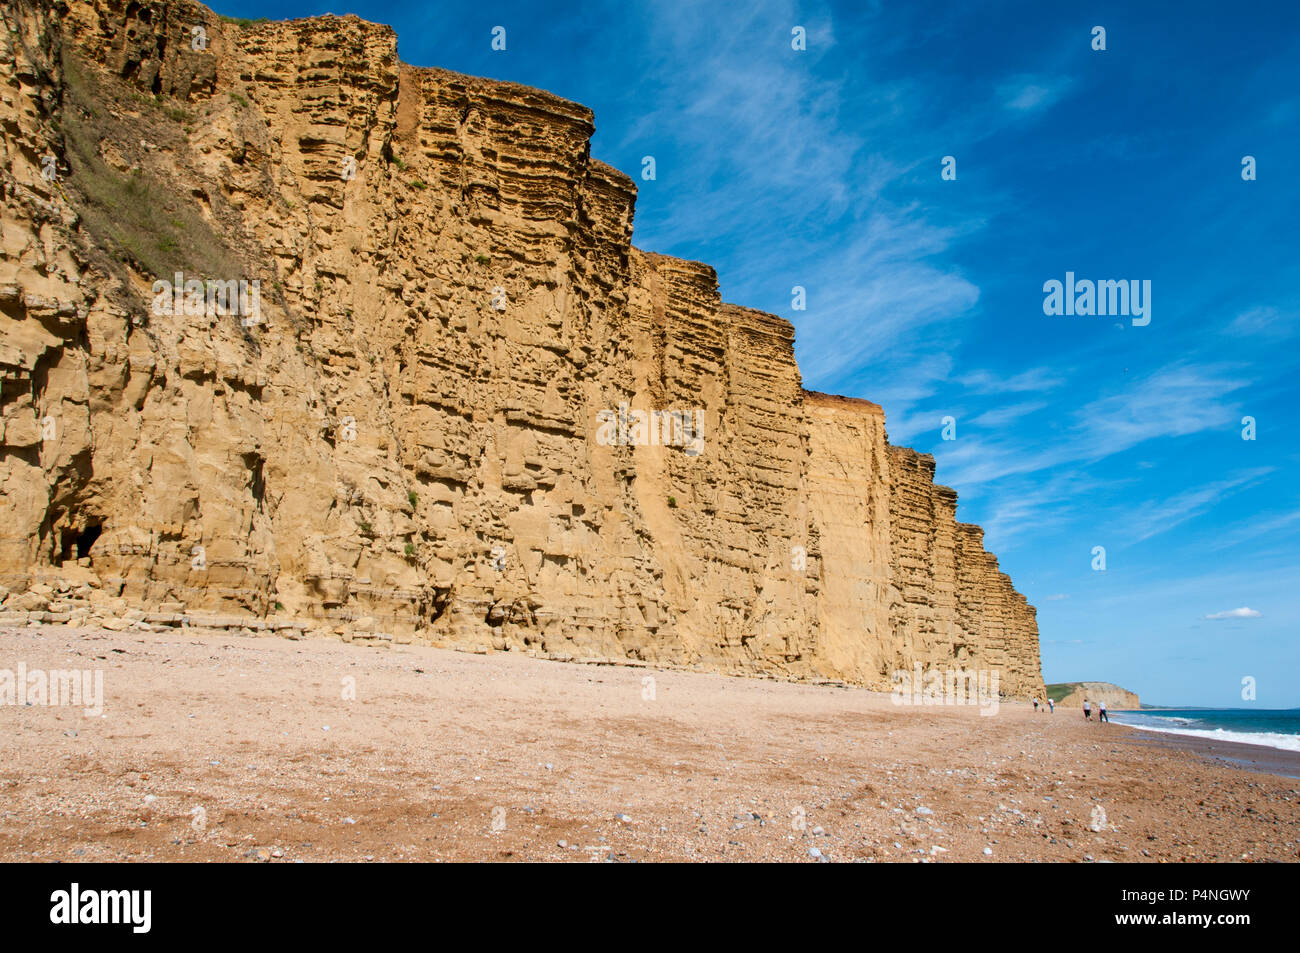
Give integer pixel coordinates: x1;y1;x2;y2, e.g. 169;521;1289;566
0;0;1044;696
1051;683;1141;711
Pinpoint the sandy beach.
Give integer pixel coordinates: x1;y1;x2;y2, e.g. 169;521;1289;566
2;624;1297;862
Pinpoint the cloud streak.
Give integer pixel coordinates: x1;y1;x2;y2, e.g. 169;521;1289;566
1204;607;1262;620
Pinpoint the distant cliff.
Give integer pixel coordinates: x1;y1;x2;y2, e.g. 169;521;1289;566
1048;683;1141;710
0;0;1045;696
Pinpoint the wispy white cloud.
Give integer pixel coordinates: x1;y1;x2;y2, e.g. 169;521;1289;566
1204;607;1262;620
915;359;1256;539
1076;363;1251;457
1226;305;1298;339
626;2;859;249
922;359;1265;546
884;368;1062;446
1111;468;1274;544
791;222;981;384
998;76;1076;113
969;400;1048;429
1210;507;1300;549
931;434;1076;494
958;367;1066;395
965;469;1092;548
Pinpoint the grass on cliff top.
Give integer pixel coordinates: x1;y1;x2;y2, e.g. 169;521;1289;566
1045;683;1081;703
58;49;245;290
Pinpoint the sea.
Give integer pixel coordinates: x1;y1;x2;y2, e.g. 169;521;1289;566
1107;709;1300;753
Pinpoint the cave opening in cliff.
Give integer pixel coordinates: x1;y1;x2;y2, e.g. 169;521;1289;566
58;522;103;563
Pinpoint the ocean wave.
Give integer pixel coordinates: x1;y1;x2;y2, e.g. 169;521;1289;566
1111;712;1200;723
1113;721;1300;753
1121;715;1205;728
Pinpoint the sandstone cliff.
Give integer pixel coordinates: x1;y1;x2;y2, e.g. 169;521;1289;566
0;0;1045;696
1049;683;1140;711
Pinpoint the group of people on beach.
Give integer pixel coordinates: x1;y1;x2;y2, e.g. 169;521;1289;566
1084;698;1109;722
1030;696;1109;722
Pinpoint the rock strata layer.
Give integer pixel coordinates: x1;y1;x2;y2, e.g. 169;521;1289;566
0;0;1045;696
1051;683;1141;711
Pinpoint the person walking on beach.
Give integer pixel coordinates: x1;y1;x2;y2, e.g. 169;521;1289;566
1033;696;1039;712
1048;698;1054;714
1083;698;1091;720
1098;699;1109;723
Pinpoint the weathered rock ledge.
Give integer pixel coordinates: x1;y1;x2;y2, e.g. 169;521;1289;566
0;0;1045;696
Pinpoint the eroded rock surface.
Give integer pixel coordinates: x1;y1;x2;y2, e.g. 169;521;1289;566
1053;683;1141;711
0;0;1045;696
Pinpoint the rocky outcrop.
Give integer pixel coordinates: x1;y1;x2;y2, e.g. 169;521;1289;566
1051;683;1140;711
0;0;1045;696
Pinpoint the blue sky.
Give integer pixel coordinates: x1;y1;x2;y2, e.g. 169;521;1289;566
212;0;1300;707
